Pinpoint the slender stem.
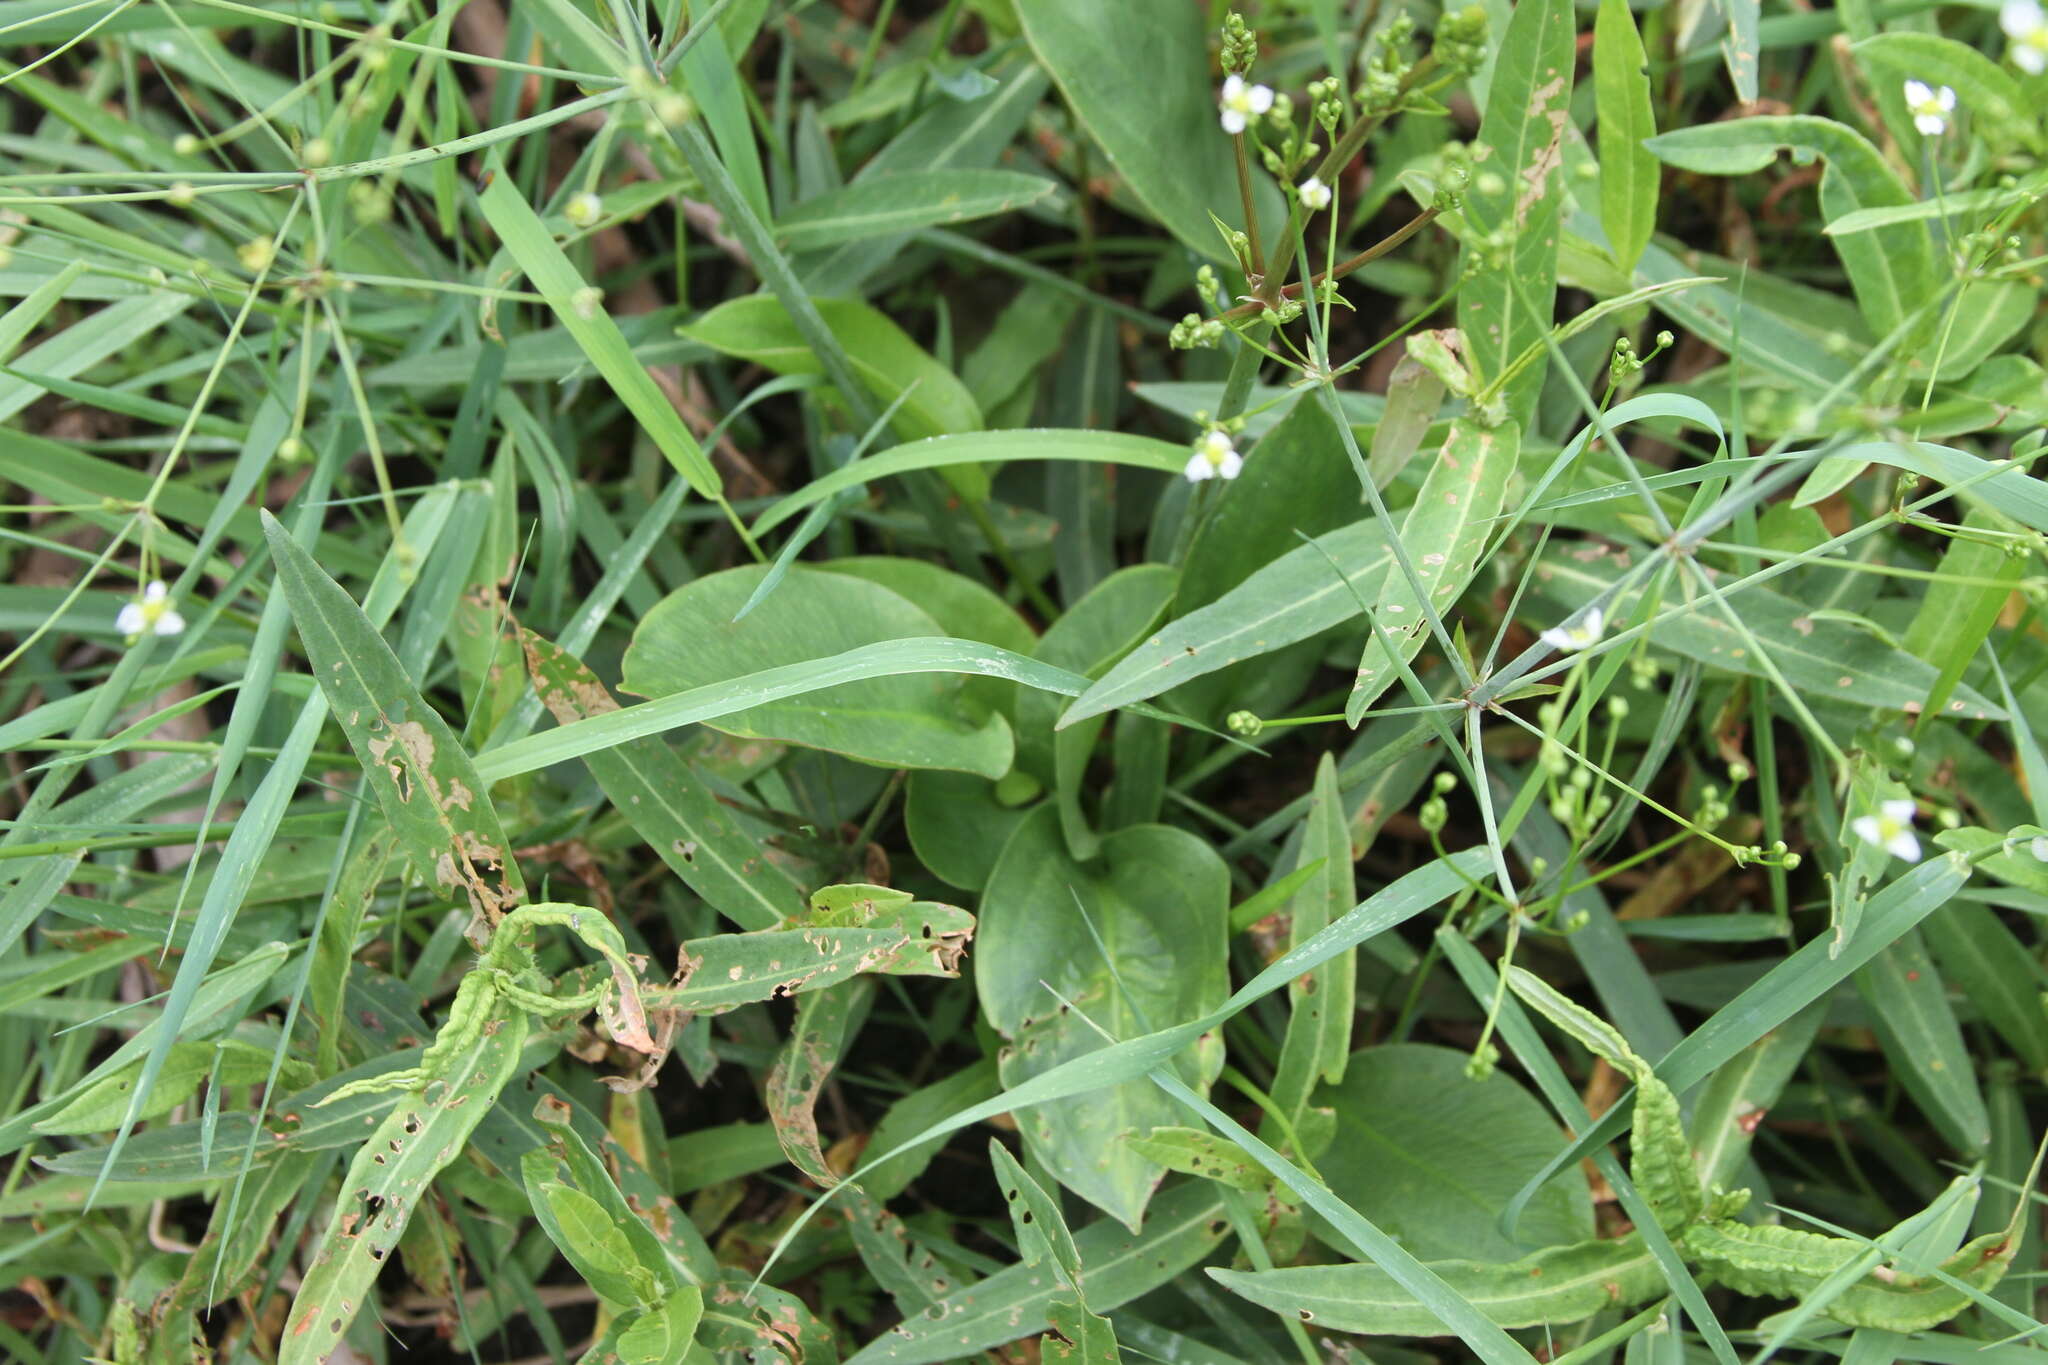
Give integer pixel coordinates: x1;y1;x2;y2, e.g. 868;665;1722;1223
1221;205;1439;322
1232;132;1266;292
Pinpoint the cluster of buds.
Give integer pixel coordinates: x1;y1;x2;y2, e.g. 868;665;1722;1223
1549;761;1616;838
1417;770;1457;835
1220;12;1258;76
1170;313;1226;350
1357;13;1417;117
1609;331;1675;383
1255;95;1315;177
1431;5;1491;78
1306;76;1345;133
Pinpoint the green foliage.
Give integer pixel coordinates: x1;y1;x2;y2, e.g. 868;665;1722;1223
5;1;2046;1362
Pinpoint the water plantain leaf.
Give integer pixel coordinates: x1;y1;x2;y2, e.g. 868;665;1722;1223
777;169;1057;251
1013;0;1281;264
1459;0;1573;421
1594;0;1658;273
976;807;1229;1229
1644;117;1935;337
622;564;1016;779
679;294;981;443
1345;418;1520;723
1063;518;1392;724
1313;1043;1594;1263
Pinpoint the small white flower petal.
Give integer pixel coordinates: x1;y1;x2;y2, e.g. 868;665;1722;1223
1937;85;1957;110
1184;453;1215;482
1217;450;1243;479
1914;112;1947;135
1850;815;1883;847
116;603;145;637
1246;84;1274;114
1220;108;1247;134
1903;79;1933;104
1200;429;1236;462
144;579;169;604
1222;74;1246;101
153;610;185;637
1886;830;1923;862
2018;43;2048;74
2001;0;2045;38
1880;799;1918;825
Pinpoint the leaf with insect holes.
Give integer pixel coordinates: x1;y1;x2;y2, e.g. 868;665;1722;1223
262;513;525;936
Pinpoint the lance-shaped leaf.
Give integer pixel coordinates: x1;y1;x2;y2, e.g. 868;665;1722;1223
1213;1235;1664;1334
1269;753;1356;1125
262;512;525;933
1345;419;1519;723
280;1009;530;1364
655;889;973;1016
766;979;872;1185
1459;0;1573;422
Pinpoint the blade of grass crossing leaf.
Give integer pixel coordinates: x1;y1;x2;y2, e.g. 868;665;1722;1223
518;628;803;929
1852;929;1991;1154
475;637;1212;782
475;168;724;503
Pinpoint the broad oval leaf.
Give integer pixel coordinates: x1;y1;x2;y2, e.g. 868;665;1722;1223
622;565;1016;778
1313;1043;1594;1263
1014;0;1280;264
976;807;1229;1229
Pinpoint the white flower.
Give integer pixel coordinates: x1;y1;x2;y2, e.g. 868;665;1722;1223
1219;74;1274;135
116;580;185;640
1850;798;1921;863
564;191;603;227
1539;605;1605;653
1184;428;1243;482
2002;0;2048;74
1298;175;1332;211
1902;79;1956;136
